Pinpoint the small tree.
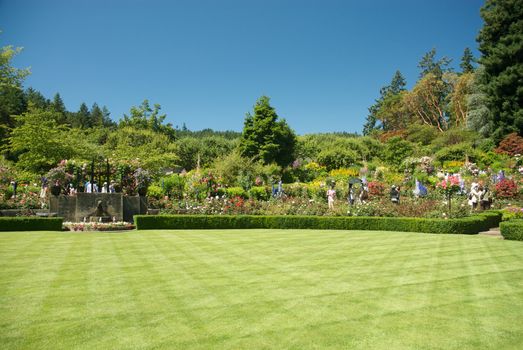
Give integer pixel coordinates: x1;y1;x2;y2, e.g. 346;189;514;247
239;96;296;167
436;175;461;214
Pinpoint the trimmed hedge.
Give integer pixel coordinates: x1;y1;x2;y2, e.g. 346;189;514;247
0;217;63;231
134;214;495;234
477;211;503;231
500;220;523;241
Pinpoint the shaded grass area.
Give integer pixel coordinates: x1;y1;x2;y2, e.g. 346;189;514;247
1;230;523;349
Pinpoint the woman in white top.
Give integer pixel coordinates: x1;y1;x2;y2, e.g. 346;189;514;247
468;183;480;210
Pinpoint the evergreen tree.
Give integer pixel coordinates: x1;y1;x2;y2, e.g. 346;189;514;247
477;0;523;140
239;96;297;167
24;88;50;110
71;102;91;129
51;93;67;125
363;70;406;135
90;103;103;127
101;106;115;127
120;100;176;140
385;70;407;95
460;47;475;73
418;48;452;78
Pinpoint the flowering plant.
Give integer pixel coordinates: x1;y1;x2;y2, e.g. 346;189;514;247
46;165;70;186
436;176;461;196
495;179;518;198
133;168;151;191
436;175;461;214
367;181;385;197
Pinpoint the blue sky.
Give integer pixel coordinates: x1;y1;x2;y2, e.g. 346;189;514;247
1;0;484;134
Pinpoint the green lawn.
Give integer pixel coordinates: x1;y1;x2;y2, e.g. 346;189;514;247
1;230;523;349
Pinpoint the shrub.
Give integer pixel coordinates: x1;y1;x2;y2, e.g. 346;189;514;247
147;185;163;199
134;214;493;234
495;133;523;156
248;186;269;201
160;174;186;199
0;217;63;231
477;211;503;231
500;220;523;241
317;149;359;171
226;187;248;199
495;179;518;198
367;181;385;197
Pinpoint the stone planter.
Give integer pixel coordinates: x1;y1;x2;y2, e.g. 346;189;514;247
50;185;61;196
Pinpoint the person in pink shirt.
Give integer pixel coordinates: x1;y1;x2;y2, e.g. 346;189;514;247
327;186;336;210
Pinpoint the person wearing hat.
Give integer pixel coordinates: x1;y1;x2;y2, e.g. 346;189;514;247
468;182;480;210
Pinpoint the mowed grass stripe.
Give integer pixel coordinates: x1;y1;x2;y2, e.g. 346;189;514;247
0;230;522;349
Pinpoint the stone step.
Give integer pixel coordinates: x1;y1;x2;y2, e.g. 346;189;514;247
478;227;503;238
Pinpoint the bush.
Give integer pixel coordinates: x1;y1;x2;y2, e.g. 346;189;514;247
0;217;63;231
135;214;493;234
225;187;248;199
147;184;163;199
477;211;503;231
500;220;523;241
248;186;269;201
495;179;518;198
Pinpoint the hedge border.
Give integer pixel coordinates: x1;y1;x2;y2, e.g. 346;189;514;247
134;214;499;235
500;220;523;241
0;217;63;231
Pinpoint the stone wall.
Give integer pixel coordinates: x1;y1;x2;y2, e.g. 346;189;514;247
49;193;146;222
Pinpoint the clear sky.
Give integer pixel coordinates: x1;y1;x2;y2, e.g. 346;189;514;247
1;0;485;134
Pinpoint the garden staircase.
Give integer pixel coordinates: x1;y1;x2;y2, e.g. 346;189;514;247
478;226;503;239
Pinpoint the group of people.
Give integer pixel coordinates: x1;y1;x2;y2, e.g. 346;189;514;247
84;180;116;194
325;174;496;211
327;178;373;210
468;182;492;210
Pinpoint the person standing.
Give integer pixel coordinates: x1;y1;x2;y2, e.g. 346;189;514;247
348;183;355;205
327;186;336;210
390;185;400;204
468;183;481;210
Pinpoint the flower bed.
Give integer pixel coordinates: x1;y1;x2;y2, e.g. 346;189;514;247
63;221;135;232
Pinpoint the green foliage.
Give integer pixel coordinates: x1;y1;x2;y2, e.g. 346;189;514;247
8;107;76;172
212;152;255;187
417;48;452;78
500;220;523;241
317;148;358;171
175;136;237;171
460;47;476;74
0;42;30;149
383;137;414;170
466;67;493;137
405;124;439;145
0;217;63;231
478;0;523;141
225;187;247;199
239;96;297;167
146;184;163;199
134;214;493;234
363;70;406;134
434;143;476;163
159;174;186;199
248;186;269;201
104;127;178;173
119;100;176;140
